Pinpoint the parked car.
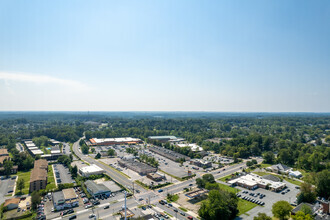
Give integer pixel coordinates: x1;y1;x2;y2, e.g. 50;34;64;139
104;205;110;209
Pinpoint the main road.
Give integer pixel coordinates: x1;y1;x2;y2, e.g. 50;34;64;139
72;139;148;194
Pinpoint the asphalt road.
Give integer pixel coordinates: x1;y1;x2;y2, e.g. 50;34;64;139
72;139;148;194
58;197;138;220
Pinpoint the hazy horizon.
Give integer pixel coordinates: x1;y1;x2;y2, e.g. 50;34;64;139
1;1;330;112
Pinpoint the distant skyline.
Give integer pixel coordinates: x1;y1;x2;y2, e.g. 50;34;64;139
1;1;330;112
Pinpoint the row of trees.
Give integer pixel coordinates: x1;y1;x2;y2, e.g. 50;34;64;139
139;154;159;168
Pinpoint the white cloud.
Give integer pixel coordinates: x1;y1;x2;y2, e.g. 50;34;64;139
0;72;91;91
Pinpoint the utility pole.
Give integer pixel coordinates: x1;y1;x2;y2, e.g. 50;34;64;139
124;191;127;220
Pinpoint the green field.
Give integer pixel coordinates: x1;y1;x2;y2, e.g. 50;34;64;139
218;174;233;182
15;171;31;195
238;199;257;216
218;183;240;193
46;165;56;190
252;172;269;176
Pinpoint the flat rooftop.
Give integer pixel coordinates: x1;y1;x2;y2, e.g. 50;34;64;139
79;164;104;173
90;137;141;144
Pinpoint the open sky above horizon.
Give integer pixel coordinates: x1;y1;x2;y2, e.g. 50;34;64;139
1;1;330;112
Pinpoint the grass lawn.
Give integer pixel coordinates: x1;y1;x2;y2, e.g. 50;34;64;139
252;172;269;176
218;174;233;182
259;163;272;168
282;176;302;186
167;194;179;203
238;199;257;216
46;165;56;190
179;207;188;212
218;183;240;194
15;171;31;195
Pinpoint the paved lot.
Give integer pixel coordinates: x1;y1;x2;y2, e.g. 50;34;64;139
53;164;74;184
0;177;16;204
238;180;300;219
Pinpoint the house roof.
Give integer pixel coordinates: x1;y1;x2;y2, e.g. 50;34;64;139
4;198;20;207
0;156;10;164
30;159;48;182
0;148;9;155
270;163;291;171
292;203;314;214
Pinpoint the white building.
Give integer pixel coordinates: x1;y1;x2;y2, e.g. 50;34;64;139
79;164;105;177
289;170;302;178
228;173;286;192
177;143;203;152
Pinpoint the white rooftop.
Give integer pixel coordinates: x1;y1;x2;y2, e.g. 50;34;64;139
177;143;203;151
28;147;39;150
91;137;141;144
31;149;44;155
26;143;36;147
79;164;104;174
228;173;286;189
51;150;61;154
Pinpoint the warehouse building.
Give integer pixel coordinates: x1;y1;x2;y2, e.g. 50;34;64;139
89;137;142;146
52;188;79;210
228;173;286;191
118;159;157;175
29;159;48;192
79;164;105;177
148;136;184;143
149;146;190;162
85;180;111;198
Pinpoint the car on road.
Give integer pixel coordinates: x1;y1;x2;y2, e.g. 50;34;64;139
180;212;185;216
104;205;110;209
189;184;193;186
188;216;193;220
69;215;77;220
158;189;163;193
173;209;178;212
89;214;96;218
141;206;146;210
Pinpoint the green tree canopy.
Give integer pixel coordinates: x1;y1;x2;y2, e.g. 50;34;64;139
272;201;292;220
198;189;238;220
253;212;272;220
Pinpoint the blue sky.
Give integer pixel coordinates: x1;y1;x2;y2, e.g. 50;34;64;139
0;0;329;111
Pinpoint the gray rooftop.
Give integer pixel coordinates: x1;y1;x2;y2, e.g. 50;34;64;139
52;191;65;205
85;180;110;195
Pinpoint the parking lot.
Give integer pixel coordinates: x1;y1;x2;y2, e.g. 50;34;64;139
53;164;74;185
238;180;300;219
0;176;16;204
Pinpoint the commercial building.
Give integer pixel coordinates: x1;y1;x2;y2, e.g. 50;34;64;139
85;180;111;198
148;136;184;143
147;173;165;182
228;173;286;191
89;137;142;146
4;198;20;210
177;143;203;152
79;164;104;177
190;159;212;168
118;159;157;175
52;188;79;210
29;159;48;193
149;146;190;162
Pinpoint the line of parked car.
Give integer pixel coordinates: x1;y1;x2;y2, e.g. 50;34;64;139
158;200;193;219
237;193;265;206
